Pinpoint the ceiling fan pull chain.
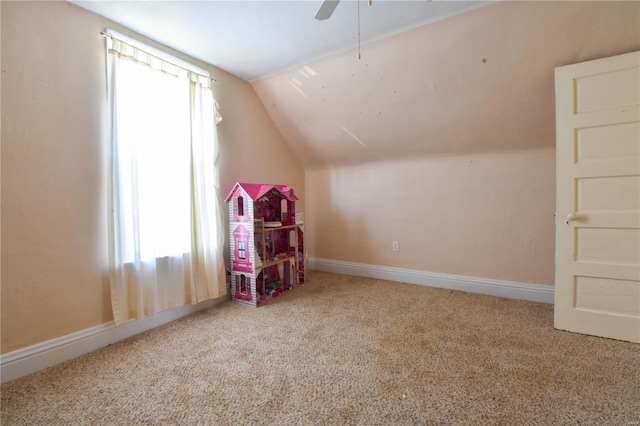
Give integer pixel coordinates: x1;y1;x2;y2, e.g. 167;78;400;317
358;0;361;59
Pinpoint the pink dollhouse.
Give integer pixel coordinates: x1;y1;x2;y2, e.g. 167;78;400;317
225;183;305;306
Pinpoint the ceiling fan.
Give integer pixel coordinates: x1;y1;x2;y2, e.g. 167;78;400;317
315;0;372;21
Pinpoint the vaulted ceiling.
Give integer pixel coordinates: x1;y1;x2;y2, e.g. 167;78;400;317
71;1;640;170
252;1;639;169
71;0;491;82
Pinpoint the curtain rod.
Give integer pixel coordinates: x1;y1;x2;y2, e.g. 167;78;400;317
100;31;217;83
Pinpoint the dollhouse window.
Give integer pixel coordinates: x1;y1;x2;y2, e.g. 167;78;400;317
238;240;246;259
281;199;288;222
240;275;247;293
237;196;244;216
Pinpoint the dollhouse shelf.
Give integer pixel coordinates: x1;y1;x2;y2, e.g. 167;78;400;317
256;222;300;231
254;218;300;270
256;255;296;271
225;182;305;306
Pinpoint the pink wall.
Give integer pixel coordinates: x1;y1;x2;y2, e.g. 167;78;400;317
255;1;639;286
2;0;638;354
306;149;555;284
253;2;640;169
0;1;304;354
216;74;305;201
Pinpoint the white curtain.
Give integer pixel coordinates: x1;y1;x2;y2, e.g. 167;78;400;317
106;36;226;325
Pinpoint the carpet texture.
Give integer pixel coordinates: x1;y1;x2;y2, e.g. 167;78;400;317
2;271;639;425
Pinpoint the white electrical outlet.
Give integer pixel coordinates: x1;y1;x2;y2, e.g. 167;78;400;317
392;241;399;252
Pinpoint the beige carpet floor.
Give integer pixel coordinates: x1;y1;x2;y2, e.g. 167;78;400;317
2;271;639;425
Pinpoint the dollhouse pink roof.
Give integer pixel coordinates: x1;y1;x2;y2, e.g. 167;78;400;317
224;182;298;203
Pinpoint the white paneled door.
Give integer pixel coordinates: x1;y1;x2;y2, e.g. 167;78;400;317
555;51;640;343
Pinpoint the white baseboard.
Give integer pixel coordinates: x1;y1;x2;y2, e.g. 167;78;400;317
309;257;554;305
0;296;227;384
2;263;552;384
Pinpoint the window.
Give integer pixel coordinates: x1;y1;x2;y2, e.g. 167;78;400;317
106;30;225;324
238;240;246;260
237;196;244;217
281;199;288;223
115;52;192;260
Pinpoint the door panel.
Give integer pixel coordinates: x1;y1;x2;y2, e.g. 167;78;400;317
575;66;640;113
575;276;640;316
576;228;639;264
555;51;640;343
577;176;639;211
577;122;640;161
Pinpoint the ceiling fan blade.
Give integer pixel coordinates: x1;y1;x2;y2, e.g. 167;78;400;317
315;0;340;21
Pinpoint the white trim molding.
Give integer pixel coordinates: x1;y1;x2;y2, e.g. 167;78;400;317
1;296;226;384
309;257;554;304
2;263;553;384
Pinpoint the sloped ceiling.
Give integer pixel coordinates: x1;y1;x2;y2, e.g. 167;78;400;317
252;1;640;169
71;0;491;82
71;1;640;170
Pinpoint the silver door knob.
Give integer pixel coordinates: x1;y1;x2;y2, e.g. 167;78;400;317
566;212;577;222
